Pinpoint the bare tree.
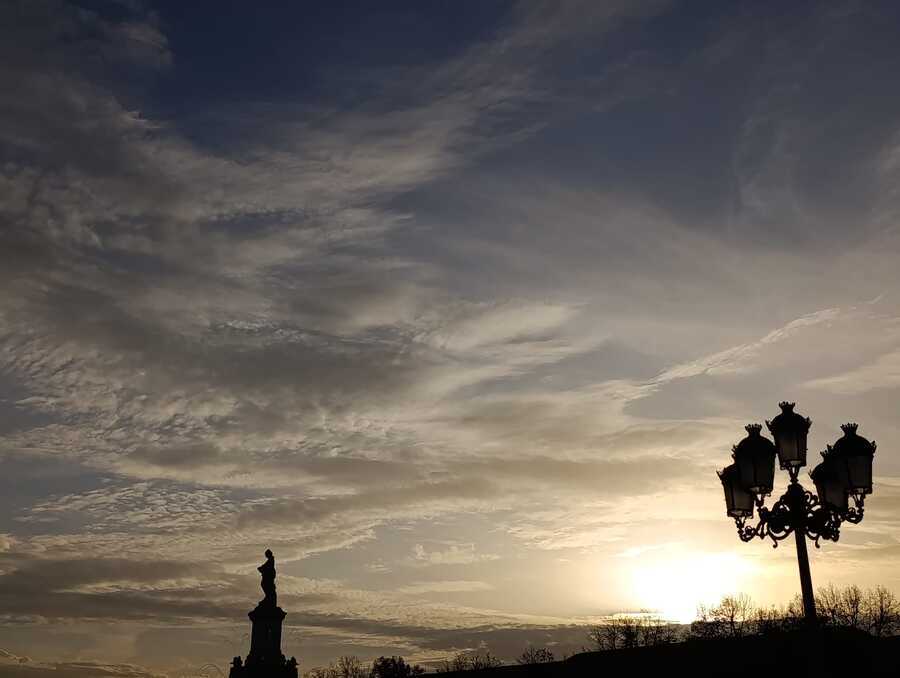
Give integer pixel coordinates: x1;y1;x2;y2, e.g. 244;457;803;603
369;656;425;677
815;583;899;633
691;585;896;639
437;652;501;672
784;593;805;622
691;594;756;639
721;594;755;637
638;617;680;646
467;652;502;670
588;617;631;650
842;585;865;628
753;604;797;635
863;586;900;637
306;656;367;678
337;656;368;678
437;653;470;673
815;583;843;627
516;647;555;665
590;615;681;650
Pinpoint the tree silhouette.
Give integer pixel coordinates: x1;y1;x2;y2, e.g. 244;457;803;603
369;656;425;677
305;656;367;678
693;594;756;639
437;652;502;672
516;647;554;665
864;586;900;637
688;585;900;640
588;614;680;650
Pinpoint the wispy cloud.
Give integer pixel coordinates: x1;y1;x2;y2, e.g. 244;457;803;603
395;580;493;595
804;349;900;395
409;543;500;567
3;0;900;672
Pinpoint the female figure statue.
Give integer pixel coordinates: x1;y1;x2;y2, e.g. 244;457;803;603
258;549;276;606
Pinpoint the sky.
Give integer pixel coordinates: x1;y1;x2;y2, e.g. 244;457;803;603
2;0;900;675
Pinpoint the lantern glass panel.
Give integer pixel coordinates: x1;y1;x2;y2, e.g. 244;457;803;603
845;452;873;495
812;460;848;511
832;424;876;495
752;448;775;496
826;478;849;510
830;452;850;490
733;425;775;495
735;453;754;492
719;465;754;518
767;402;810;470
776;430;802;467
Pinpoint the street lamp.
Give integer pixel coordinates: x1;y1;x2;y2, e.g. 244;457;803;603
717;402;876;624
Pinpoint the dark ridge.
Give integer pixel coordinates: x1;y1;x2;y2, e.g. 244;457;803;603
434;628;897;677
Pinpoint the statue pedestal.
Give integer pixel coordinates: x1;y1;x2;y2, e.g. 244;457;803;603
248;602;286;666
229;602;297;678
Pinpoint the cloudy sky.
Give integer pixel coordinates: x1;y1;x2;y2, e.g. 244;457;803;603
3;0;900;675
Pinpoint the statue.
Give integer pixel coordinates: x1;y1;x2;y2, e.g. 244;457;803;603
258;548;276;606
230;547;295;677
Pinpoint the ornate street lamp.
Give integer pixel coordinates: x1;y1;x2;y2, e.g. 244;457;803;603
717;402;877;624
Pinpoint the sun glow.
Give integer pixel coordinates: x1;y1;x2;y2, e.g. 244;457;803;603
629;551;758;624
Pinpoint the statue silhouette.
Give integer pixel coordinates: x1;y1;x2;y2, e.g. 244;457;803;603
230;547;297;678
258;548;276;606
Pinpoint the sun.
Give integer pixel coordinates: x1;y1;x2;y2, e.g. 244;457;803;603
628;551;757;624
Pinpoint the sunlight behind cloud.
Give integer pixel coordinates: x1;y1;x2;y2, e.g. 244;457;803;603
629;551;758;624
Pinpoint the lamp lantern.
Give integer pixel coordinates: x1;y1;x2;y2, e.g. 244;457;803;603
732;423;776;497
830;423;876;496
810;455;849;512
766;401;811;470
718;463;755;519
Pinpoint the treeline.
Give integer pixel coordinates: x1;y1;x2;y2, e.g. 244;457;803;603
303;585;899;676
305;655;426;678
692;584;900;639
586;613;681;650
588;584;900;651
302;649;547;677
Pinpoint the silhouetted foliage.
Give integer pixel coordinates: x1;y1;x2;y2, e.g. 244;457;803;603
588;614;681;650
302;586;899;677
437;652;503;672
814;584;900;636
436;654;467;673
305;656;367;678
692;594;757;639
689;585;900;640
467;653;502;671
863;585;900;637
752;603;795;636
369;656;425;678
515;647;555;665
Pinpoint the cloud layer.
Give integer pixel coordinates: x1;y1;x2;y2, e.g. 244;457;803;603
3;1;900;675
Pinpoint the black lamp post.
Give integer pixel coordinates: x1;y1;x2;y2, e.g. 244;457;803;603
717;402;876;624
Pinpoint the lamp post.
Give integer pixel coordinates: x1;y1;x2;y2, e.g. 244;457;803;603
717;402;876;624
